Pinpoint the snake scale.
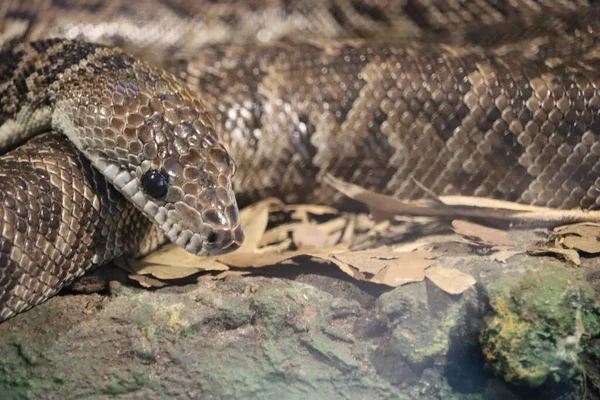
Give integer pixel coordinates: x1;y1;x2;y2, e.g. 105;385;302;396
1;1;600;322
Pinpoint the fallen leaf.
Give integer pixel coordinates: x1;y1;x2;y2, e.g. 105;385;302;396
129;274;167;288
554;223;600;254
391;234;457;252
212;270;252;280
451;220;514;247
529;246;581;266
561;236;600;254
323;174;454;218
331;250;437;286
554;222;600;234
257;238;293;254
258;222;303;247
289;204;339;222
315;216;348;236
425;267;476;294
370;260;429;286
488;247;521;263
323;173;600;226
339;215;356;244
306;254;362;280
128;243;229;279
293;224;338;250
234;198;282;253
217;251;302;268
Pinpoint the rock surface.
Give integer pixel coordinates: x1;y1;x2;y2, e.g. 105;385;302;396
0;252;598;400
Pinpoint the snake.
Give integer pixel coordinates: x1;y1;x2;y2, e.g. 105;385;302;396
1;0;600;322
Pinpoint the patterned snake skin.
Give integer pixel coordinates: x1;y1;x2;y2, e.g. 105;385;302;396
1;0;600;321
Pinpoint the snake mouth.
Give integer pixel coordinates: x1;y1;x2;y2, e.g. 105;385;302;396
171;224;245;256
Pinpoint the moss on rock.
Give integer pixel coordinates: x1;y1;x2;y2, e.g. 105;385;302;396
480;264;600;388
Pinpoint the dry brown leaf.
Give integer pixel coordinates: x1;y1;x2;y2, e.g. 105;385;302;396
488;247;521;263
332;251;437;286
288;204;339;214
332;252;394;275
129;274;167;288
370;208;398;223
293;224;338;250
365;245;393;252
425;267;476;295
323;173;600;226
306;254;362;280
529;246;581;266
234;198;281;253
216;251;301;268
258;222;303;247
451;220;514;247
554;223;600;254
554;222;600;235
289;204;339;222
315;216;348;234
340;215;356;244
370;260;430;286
391;234;457;252
216;244;348;269
561;236;600;254
323;174;453;218
438;196;553;211
128;244;229;278
257;238;293;254
212;270;253;280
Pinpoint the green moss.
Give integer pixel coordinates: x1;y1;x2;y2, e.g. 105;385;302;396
101;369;148;395
180;327;196;338
219;299;253;328
480;264;600;387
145;323;157;342
383;282;466;365
302;334;360;372
130;303;157;326
391;306;458;365
0;362;40;400
250;287;302;334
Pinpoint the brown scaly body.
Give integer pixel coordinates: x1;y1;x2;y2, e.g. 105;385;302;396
1;1;600;321
0;131;164;320
183;39;600;209
0;39;244;321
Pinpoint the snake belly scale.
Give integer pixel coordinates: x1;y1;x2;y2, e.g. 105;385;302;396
1;0;600;321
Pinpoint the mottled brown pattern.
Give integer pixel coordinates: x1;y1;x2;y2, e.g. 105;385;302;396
0;39;243;256
0;38;244;321
0;131;164;320
1;0;596;61
1;1;600;321
176;40;600;209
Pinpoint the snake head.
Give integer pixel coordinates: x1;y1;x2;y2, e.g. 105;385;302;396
54;43;244;256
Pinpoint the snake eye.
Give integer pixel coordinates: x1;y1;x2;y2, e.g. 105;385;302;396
141;169;169;198
206;231;218;244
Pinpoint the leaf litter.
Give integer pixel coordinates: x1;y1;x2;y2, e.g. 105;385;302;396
122;176;600;295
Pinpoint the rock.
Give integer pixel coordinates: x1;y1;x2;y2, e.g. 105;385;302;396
0;253;597;399
0;275;403;399
480;262;600;388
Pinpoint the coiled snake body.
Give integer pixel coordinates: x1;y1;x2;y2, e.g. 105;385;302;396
1;0;600;321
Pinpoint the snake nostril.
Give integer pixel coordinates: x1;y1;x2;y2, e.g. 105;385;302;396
206;231;218;245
